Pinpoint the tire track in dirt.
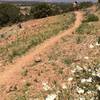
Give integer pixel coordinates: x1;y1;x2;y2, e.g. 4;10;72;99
0;11;83;86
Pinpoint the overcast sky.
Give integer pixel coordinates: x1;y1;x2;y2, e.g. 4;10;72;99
0;0;97;2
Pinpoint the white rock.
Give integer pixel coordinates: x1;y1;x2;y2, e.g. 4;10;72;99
96;42;100;46
84;56;89;60
86;77;92;83
77;87;84;94
92;72;96;76
87;91;92;94
89;44;94;48
42;82;51;91
71;69;76;73
96;73;100;77
88;69;91;72
81;78;92;83
46;94;57;100
79;97;85;100
96;85;100;91
68;77;73;82
76;65;83;71
81;79;86;83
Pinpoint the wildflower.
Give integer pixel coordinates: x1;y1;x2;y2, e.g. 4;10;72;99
42;82;51;91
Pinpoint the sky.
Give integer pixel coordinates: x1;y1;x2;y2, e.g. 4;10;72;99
0;0;97;2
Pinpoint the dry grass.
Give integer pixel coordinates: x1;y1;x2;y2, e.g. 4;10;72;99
76;10;100;34
7;32;100;100
0;7;100;100
0;12;75;65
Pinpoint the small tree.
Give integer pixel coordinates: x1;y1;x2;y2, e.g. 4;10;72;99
0;4;21;26
30;3;53;19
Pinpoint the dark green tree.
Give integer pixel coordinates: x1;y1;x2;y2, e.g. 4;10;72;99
0;4;21;26
30;3;53;19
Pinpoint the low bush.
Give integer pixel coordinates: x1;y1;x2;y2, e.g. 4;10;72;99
76;23;92;34
63;58;73;65
84;14;99;22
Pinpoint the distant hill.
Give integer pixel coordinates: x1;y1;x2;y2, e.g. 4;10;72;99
0;0;96;3
0;0;96;6
0;1;43;5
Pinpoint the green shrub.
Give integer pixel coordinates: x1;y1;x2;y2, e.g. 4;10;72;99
63;58;73;65
84;14;99;22
76;23;92;34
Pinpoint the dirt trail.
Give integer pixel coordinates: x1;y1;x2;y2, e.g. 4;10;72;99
0;11;83;86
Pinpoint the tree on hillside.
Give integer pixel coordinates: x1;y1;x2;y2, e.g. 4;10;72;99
0;4;21;26
30;3;53;18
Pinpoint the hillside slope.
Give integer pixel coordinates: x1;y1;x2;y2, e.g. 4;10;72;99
0;11;83;100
